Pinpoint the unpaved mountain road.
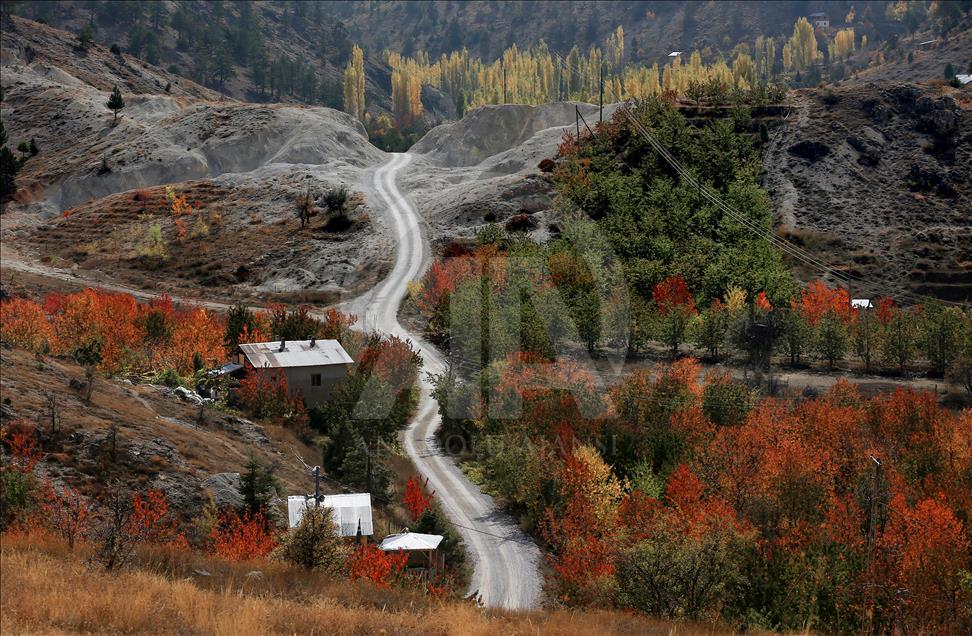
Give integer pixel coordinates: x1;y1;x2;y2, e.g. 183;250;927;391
349;152;543;610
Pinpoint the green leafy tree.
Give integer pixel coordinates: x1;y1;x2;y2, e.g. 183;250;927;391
616;522;749;620
853;307;879;372
778;307;811;366
0;121;19;201
922;305;964;377
694;302;729;361
881;309;919;372
814;310;848;369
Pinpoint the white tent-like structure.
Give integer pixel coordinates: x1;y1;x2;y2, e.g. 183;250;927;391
378;531;446;574
378;531;443;552
287;493;373;536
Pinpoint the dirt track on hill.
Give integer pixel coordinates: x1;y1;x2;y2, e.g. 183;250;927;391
349;153;543;610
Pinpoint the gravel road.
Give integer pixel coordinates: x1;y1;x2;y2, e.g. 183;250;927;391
351;152;543;610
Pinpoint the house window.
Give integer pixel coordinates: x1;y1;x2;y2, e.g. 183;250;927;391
311;373;322;387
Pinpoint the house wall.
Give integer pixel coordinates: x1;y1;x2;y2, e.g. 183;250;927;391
257;364;351;406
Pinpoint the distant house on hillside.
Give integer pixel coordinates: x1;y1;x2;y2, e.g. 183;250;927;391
239;338;353;407
809;12;830;29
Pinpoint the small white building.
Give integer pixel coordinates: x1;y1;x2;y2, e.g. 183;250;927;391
379;530;445;573
668;51;682;58
239;339;353;406
851;299;873;310
809;12;830;29
287;493;374;536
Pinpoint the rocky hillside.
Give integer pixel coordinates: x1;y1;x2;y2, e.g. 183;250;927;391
0;14;220;100
765;82;971;302
335;1;878;63
1;15;390;305
0;346;321;523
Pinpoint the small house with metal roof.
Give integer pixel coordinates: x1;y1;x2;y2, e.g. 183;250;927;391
239;338;353;406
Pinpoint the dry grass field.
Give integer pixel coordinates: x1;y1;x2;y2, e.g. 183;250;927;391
0;532;733;636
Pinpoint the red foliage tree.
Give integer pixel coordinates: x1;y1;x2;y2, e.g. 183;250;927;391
237;368;295;419
754;290;773;312
403;475;433;521
0;297;53;352
652;275;696;315
542;446;622;601
878;494;971;632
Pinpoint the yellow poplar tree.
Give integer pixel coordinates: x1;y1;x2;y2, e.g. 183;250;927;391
343;44;366;122
783;17;821;71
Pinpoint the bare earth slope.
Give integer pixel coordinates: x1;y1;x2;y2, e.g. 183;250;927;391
404;101;618;245
765;83;971;302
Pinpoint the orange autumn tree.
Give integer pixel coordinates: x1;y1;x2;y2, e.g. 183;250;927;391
793;280;850;326
543;445;623;602
0;297;52;351
50;289;143;373
878;494;971;633
237;368;295;419
490;351;608;441
1;290;226;376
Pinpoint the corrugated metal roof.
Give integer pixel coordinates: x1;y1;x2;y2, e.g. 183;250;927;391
287;493;373;536
240;339;353;369
379;531;443;551
207;362;243;377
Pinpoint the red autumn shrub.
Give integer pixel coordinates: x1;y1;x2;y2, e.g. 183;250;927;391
41;484;91;550
210;509;276;561
348;544;409;587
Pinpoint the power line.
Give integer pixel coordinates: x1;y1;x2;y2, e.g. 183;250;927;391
544;60;967;308
543;50;965;307
617;102;968;308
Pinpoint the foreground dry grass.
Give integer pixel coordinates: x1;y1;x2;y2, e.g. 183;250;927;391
0;534;730;636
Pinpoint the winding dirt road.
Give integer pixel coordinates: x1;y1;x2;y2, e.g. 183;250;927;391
354;153;542;610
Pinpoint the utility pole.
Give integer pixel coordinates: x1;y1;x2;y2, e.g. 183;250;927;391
599;60;604;123
865;453;882;634
576;105;580;141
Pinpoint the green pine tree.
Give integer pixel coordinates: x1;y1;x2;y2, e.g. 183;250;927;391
106;86;125;123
